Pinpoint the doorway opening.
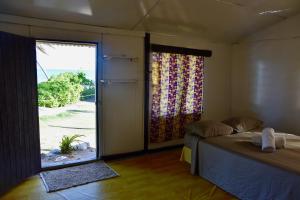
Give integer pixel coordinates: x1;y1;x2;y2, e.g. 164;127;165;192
36;40;98;168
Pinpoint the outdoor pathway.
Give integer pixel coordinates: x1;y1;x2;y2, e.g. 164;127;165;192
39;100;96;167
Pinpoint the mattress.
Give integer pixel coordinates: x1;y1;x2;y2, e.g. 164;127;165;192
184;132;300;200
203;132;300;175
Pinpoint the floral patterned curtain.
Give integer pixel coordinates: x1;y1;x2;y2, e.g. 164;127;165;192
150;52;204;143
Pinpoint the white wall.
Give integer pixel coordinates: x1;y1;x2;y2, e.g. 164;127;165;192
232;13;300;135
101;34;144;155
149;34;232;148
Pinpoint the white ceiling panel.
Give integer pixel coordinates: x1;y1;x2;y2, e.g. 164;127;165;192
135;0;300;42
0;0;299;42
0;0;159;29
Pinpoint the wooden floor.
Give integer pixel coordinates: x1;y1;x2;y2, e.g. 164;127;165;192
1;149;235;200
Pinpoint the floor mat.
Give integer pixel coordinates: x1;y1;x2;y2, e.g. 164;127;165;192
40;161;119;192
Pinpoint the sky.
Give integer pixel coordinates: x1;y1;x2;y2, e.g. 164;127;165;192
36;41;96;70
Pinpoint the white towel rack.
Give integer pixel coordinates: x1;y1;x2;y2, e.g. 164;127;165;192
100;79;138;86
103;55;138;62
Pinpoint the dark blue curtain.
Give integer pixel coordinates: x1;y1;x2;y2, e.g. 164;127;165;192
0;31;41;195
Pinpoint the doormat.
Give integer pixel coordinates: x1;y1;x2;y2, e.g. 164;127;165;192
40;161;119;192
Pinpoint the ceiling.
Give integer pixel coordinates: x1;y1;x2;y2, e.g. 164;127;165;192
0;0;300;42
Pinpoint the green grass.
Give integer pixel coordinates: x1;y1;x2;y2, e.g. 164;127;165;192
39;111;76;122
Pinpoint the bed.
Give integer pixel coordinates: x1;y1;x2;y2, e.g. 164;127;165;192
182;132;300;200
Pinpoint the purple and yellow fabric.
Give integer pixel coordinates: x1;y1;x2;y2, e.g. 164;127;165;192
150;52;204;143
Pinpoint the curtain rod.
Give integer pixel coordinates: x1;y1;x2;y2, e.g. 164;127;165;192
151;44;212;57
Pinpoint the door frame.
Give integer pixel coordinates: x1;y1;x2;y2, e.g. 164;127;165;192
35;38;101;170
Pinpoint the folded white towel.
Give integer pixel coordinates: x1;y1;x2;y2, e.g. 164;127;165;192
251;134;286;149
262;128;275;152
275;136;286;149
